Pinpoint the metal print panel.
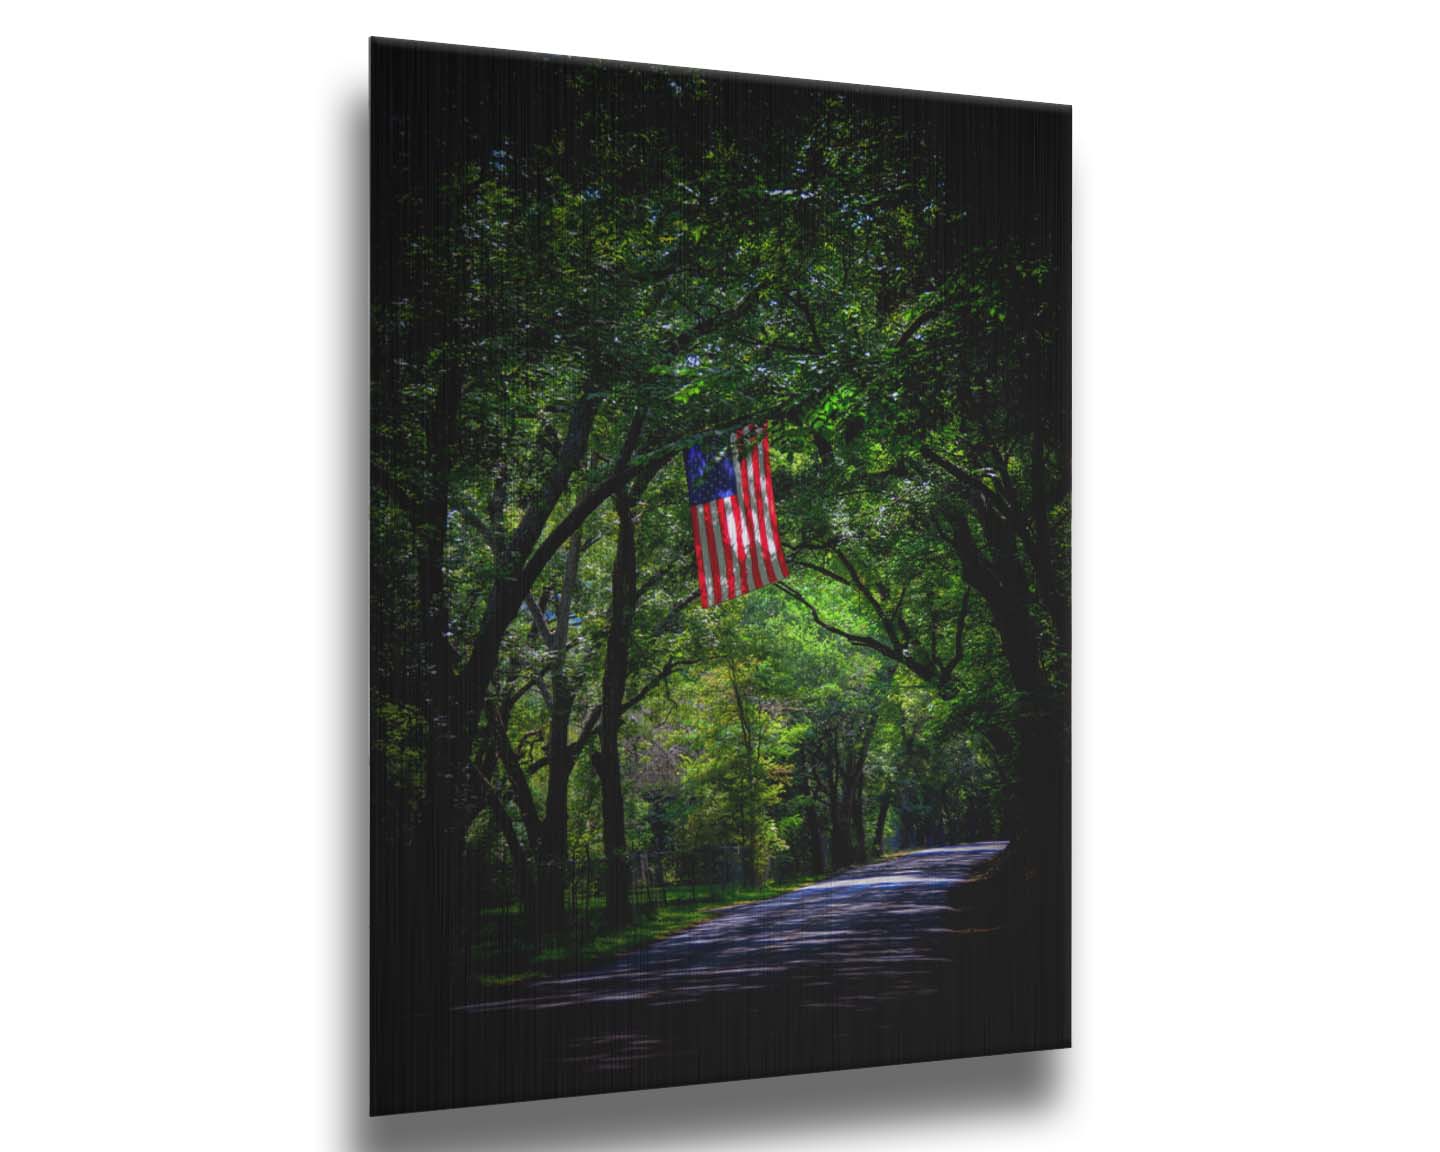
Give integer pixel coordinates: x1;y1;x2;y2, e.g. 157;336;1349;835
370;36;1070;1115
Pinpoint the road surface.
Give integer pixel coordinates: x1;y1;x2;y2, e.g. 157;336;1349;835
422;842;1048;1106
467;842;1010;1015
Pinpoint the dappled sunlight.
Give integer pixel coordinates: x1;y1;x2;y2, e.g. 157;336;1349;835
458;843;1007;1017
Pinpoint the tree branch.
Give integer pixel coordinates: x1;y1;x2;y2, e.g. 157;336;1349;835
669;285;763;355
521;409;647;589
565;653;701;763
896;305;939;349
488;705;542;843
524;593;554;646
791;558;852;587
776;582;905;666
941;588;971;680
833;547;904;652
623;654;702;716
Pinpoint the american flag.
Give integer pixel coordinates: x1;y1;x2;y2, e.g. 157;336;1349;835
684;423;789;608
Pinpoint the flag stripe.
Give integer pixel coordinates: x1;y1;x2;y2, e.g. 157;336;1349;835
709;502;727;602
690;504;709;608
697;502;715;606
702;502;720;604
750;440;777;585
759;429;788;578
729;489;750;595
732;432;757;590
711;501;725;599
711;501;726;603
726;492;749;596
742;438;770;586
718;496;736;601
687;424;787;608
726;440;752;595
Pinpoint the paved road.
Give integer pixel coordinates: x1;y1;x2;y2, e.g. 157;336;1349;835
443;843;1018;1099
469;842;1009;1015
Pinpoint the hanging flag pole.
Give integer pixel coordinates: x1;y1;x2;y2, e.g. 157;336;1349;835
684;423;789;608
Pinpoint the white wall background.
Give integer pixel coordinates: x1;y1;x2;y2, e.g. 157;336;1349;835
3;3;1436;1148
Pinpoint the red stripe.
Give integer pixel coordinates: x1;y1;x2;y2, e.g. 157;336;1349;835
718;497;736;601
711;503;729;601
760;427;789;578
690;504;709;607
702;502;723;604
711;503;726;602
700;502;715;604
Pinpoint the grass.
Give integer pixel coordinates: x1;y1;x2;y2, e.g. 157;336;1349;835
468;875;822;989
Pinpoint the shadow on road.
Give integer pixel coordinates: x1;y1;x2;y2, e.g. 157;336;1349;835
465;843;1009;1015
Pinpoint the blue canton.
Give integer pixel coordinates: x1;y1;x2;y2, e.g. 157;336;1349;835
684;439;736;506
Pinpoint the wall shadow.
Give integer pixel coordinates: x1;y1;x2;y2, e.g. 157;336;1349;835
362;1050;1065;1152
336;77;371;1152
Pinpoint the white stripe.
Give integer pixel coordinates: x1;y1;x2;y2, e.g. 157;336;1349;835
755;444;778;567
760;433;786;576
724;494;744;596
748;444;774;584
740;446;761;587
705;502;724;602
733;438;760;589
715;497;732;601
728;495;743;598
741;441;765;587
696;502;715;605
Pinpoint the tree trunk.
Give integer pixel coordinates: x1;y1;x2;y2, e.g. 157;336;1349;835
595;483;638;928
827;769;851;869
946;501;1065;868
414;366;467;1014
845;763;866;865
841;688;887;867
482;781;531;909
802;765;827;874
535;530;584;934
872;789;891;857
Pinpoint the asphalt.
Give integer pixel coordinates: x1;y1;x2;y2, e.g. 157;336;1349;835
465;842;1010;1016
427;842;1034;1106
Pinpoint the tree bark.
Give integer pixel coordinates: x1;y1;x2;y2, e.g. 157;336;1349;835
535;530;584;933
943;498;1066;897
595;482;638;928
802;765;827;874
825;735;851;870
872;788;891;857
845;758;867;866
